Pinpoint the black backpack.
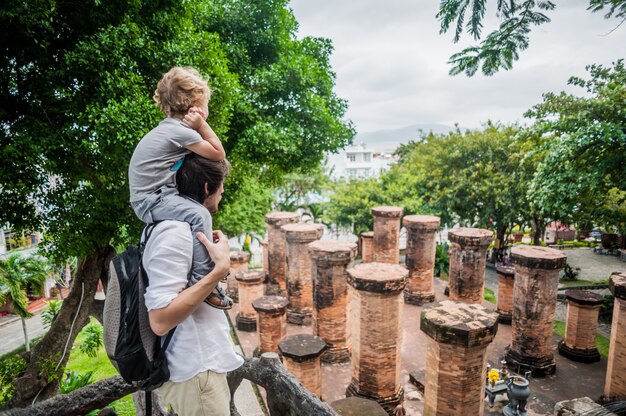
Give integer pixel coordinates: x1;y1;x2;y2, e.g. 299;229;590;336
103;223;175;412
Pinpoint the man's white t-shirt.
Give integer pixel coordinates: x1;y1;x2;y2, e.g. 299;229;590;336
143;220;243;382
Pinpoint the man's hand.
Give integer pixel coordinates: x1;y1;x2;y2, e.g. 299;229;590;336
182;106;208;131
196;230;230;280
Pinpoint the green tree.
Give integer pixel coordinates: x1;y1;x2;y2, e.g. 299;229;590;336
0;254;49;352
0;0;352;409
527;61;626;239
437;0;626;76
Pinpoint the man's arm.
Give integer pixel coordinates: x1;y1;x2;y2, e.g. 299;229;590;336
148;230;230;336
183;109;226;161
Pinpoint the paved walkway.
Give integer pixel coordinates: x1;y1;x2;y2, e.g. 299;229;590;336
0;313;46;356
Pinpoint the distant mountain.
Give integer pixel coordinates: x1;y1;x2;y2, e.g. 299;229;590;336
351;123;458;152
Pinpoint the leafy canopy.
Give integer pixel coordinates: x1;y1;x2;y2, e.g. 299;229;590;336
437;0;626;76
0;0;354;263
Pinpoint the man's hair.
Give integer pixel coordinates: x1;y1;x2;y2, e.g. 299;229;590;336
176;153;229;204
153;66;212;117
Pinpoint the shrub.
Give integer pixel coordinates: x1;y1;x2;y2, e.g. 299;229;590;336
80;323;103;358
434;243;449;278
60;370;94;394
0;355;27;406
561;263;580;281
41;299;63;329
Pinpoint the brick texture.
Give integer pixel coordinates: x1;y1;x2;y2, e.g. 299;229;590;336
227;251;249;302
361;231;374;263
372;206;403;264
606;279;626;398
403;215;440;305
447;228;492;303
264;212;299;296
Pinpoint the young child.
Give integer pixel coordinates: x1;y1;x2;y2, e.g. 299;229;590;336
129;66;233;309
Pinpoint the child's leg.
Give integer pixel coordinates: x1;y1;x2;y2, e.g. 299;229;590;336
149;192;233;309
149;191;215;284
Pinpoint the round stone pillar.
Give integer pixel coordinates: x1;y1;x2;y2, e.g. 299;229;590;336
278;334;327;398
447;228;493;303
506;245;566;377
605;272;626;399
420;300;498;416
403;215;440;305
372;206;403;264
331;397;388;416
308;240;357;363
346;262;407;414
227;251;249;302
496;266;515;324
360;231;374;263
264;212;300;296
252;296;289;356
558;289;602;363
282;223;324;325
235;270;265;332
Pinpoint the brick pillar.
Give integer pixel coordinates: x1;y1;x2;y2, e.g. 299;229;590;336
252;295;289;356
264;212;299;296
496;266;515;324
360;231;374;263
278;334;327;398
261;239;269;279
506;245;566;376
235;270;265;332
282;223;323;325
309;240;357;363
447;228;493;303
605;272;626;399
346;263;407;414
420;300;498;416
403;215;440;305
227;251;249;303
372;206;403;264
558;290;602;363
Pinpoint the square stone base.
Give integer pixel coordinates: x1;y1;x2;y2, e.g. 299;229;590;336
497;311;512;325
236;313;257;332
404;290;435;306
346;381;403;415
558;340;601;363
505;347;556;377
286;310;312;326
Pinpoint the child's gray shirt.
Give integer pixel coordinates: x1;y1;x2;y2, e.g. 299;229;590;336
129;117;202;203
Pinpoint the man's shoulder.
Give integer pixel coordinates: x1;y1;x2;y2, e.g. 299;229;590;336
145;221;193;248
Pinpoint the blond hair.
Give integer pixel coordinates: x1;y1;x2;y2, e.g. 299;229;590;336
153;67;212;116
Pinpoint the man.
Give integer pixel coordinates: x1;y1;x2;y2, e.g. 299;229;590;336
143;153;243;416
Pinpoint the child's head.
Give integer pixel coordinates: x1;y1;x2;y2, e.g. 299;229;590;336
153;67;212;118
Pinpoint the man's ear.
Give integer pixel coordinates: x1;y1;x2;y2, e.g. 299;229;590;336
204;182;209;198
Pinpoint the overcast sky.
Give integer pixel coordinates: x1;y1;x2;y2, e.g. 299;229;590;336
289;0;625;134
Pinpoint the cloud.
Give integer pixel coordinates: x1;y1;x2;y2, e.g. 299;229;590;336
290;0;625;132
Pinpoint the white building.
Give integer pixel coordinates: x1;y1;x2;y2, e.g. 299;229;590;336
326;144;396;180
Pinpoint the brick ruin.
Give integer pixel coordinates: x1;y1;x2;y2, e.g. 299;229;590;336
495;266;515;324
447;227;493;303
420;300;498;415
227;250;250;303
506;245;566;376
235;270;265;332
282;223;324;325
264;211;300;296
308;239;357;364
237;208;623;415
345;262;407;413
605;272;626;400
403;214;440;306
372;206;403;264
558;289;603;363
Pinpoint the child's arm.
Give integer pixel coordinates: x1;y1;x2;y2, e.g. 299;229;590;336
183;109;226;161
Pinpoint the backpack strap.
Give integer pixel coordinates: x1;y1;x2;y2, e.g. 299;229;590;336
145;391;153;416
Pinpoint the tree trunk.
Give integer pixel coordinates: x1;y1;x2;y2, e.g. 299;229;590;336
21;317;29;353
8;243;115;408
2;376;136;416
531;216;544;246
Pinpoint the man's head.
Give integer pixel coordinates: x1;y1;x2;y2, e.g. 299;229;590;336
176;154;229;214
153;66;211;118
